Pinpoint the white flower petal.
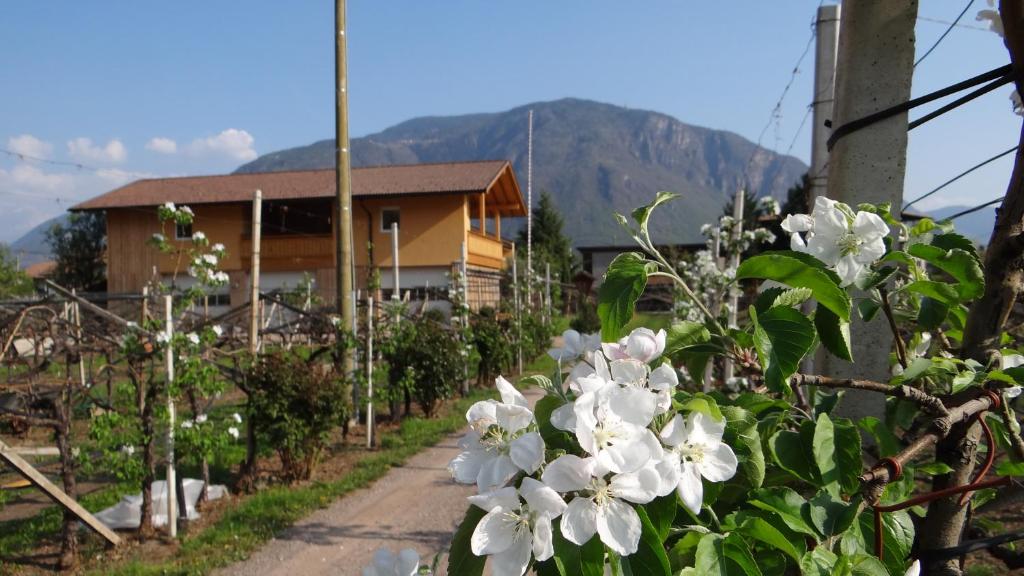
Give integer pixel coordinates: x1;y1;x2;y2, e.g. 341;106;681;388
834;254;863;287
468;486;520;513
477;454;519;492
496;376;528;408
699;442;739;483
396;548;420;576
550;402;577;431
659;414;687;447
509;432;545;474
596;498;642;556
853;211;889;242
560;497;598;546
472;507;517;555
541;455;594;492
687;412;725;446
467;401;498;428
609;466;661;504
449;447;488;484
495;404;535;434
532;513;555;562
606;386;658;426
781;213;813;233
649;363;679;390
654;456;682;498
610;359;649;385
677;461;704;515
490;531;532;576
598;429;652;474
904;559;921;576
1001;353;1024;370
520;477;567;518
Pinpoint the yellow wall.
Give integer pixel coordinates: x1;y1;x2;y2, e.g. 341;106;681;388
354;195;467;268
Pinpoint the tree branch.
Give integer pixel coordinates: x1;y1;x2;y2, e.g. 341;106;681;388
788;373;949;417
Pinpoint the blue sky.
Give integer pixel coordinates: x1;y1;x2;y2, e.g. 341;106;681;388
0;1;1017;243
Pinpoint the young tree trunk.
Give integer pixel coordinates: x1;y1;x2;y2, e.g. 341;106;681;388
921;3;1024;573
55;397;78;571
187;389;210;503
139;377;158;538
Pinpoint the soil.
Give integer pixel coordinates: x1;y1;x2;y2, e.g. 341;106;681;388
215;387;544;576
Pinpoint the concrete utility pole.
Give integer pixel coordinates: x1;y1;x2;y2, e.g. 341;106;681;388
335;0;355;366
822;0;917;424
249;189;262;355
391;222;400;301
163;295;177;538
810;4;841;205
723;189;744;382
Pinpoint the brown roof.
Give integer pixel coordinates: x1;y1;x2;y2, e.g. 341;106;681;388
24;260;57;279
72;160;526;215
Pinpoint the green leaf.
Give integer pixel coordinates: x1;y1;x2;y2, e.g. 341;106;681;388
799;548;838;576
856;265;897;291
858;417;902;458
821;415;862;496
534;395;575;451
631;192;680;239
907;244;985;300
551;522;604;576
695;533;761;576
721;406;765;491
836;555;891;576
857;299;881;322
754;287;787;314
447;505;487;576
932;232;979;261
917;297;949;330
814;305;852;361
748;487;818;537
773;287;814;309
736;252;851;322
769;428;819;486
808;490;858;538
622;506;672;576
996;460;1024;477
737;517;806;563
598;252;654;340
904;280;961;305
900;357;933;382
858;510;915;576
665;321;712;356
751;306;816;394
643;494;678;541
917;461;956;475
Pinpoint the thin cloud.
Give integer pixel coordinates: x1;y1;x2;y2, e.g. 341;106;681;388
187;129;257;162
67;137;127;163
7;134;53;159
145;137;178;154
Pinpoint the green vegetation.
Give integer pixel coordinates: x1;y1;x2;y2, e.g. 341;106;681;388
91;389;498;576
46;211;107;291
0;243;33;298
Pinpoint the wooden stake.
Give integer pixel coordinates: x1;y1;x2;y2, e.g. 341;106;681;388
163;295;177;538
366;297;374;449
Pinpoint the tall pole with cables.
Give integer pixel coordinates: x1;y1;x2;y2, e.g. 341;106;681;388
335;0;355;376
810;4;841;206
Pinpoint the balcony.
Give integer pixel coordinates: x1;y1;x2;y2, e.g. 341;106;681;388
240;234;334;271
467;231;510;269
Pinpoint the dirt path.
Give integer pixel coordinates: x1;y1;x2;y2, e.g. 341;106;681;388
217;386;545;576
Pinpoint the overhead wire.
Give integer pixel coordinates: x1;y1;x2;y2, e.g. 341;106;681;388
903;145;1019;210
914;0;975;68
945;196;1004;221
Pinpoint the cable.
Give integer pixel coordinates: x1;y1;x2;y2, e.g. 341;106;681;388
915;0;975;68
944;196;1004;221
918;15;990;32
903;145;1018;210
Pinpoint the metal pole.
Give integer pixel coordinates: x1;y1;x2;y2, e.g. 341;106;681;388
391;221;400;301
71;289;86;389
163;295;177;538
366;297;374;449
526;109;533;309
249;189;262;355
544;262;551;326
335;0;355;375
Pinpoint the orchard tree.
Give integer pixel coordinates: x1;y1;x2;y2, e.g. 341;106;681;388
46;212;106;291
517;191;577;283
0;244;33;298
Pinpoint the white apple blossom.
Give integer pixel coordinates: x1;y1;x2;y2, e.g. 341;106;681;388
541;455;661;556
212;325;224;337
152;233;165;243
361;547;420;576
601;327;666;363
547;329;601;362
232;412;243;423
1001;352;1024;370
163;201;176;213
211;242;226;254
181;420;194;429
202;253;218;266
904;559;920;576
469;478;566;576
572;381;661;474
228;426;240;439
179;205;194;217
658;411;738;514
782;196;889;286
196;413;208;424
449;376;545;492
192;231;206;242
121;445;135;456
187;332;200;345
156;332;169;344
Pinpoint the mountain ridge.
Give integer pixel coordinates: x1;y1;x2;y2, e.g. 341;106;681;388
235;98;809;246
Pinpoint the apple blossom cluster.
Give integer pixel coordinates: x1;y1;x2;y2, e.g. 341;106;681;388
781;196;889;287
448;328;738;575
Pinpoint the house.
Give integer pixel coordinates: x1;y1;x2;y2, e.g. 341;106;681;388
578;242;706;312
71;160;526;309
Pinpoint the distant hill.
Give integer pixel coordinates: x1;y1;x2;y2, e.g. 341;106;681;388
925;204;997;245
236;98;808;246
7;215;64;268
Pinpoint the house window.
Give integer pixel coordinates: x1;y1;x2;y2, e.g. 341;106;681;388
207;293;230;307
381;208;400;232
175;222;193;240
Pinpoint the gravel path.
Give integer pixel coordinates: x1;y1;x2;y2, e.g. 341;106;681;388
217;386;544;576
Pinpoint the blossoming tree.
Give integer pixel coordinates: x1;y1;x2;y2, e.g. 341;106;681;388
436;188;1024;576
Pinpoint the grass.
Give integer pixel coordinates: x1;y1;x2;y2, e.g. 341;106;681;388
623;311;674;334
90;387;498;576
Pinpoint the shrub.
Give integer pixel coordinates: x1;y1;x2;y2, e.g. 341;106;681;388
246;351;350;483
471;307;514;385
381;313;465;418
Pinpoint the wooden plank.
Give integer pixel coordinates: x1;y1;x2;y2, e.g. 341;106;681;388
6;446;60;457
0;438;121;546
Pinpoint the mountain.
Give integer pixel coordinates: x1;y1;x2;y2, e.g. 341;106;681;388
7;215;64;267
924;205;998;245
236;98;808;246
